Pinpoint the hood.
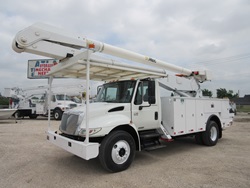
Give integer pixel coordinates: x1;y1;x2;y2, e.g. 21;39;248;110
70;102;129;118
57;100;76;105
60;102;131;136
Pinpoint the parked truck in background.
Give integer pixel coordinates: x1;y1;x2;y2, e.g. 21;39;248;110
4;87;78;120
12;23;234;172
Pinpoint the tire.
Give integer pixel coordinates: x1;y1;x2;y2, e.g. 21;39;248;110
202;121;219;146
14;110;21;119
195;133;204;145
29;114;38;119
99;130;136;173
54;109;62;120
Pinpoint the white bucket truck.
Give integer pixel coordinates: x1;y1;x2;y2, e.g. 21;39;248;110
4;87;78;120
12;23;233;172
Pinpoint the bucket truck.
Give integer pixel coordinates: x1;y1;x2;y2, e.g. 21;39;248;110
4;86;78;120
12;23;233;172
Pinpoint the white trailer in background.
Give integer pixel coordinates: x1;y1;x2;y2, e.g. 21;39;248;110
12;23;233;172
0;109;17;121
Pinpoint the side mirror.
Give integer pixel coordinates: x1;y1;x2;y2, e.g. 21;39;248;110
97;85;102;95
148;96;156;104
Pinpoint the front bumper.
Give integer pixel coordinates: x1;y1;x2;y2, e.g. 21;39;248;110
47;130;99;160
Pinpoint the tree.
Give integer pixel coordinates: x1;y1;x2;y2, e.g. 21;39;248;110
216;88;238;99
82;92;86;99
202;89;213;97
0;96;9;105
227;90;238;99
216;88;227;98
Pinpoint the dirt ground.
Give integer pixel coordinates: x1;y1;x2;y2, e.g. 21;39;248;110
0;114;250;188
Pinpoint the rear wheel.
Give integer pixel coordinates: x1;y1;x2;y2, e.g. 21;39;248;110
99;131;136;172
29;114;38;119
14;110;21;119
202;121;219;146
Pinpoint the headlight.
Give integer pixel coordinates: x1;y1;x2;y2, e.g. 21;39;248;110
79;128;102;136
61;107;70;111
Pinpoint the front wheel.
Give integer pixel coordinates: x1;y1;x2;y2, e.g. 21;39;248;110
99;131;136;172
202;121;219;146
54;109;63;120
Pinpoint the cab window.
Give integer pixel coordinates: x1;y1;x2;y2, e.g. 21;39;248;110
134;81;155;105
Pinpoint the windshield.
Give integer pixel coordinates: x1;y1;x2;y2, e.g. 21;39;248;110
72;96;82;103
56;94;71;101
96;81;136;103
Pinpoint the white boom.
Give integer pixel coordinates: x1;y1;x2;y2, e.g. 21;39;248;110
12;22;210;82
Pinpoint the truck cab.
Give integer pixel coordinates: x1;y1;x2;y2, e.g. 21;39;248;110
60;79;160;138
96;79;159;130
51;94;78;120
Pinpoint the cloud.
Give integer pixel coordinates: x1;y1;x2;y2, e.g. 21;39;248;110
196;42;226;55
0;0;250;97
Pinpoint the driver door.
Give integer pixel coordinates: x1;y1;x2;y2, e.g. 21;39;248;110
131;80;159;131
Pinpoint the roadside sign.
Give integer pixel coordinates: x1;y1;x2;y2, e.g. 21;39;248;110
27;59;59;79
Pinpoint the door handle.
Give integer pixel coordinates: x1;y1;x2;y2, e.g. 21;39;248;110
155;111;158;120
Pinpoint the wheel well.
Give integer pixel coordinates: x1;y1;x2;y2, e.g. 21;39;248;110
207;115;222;139
53;107;62;113
111;125;140;151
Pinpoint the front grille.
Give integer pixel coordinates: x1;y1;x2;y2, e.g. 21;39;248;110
59;110;84;135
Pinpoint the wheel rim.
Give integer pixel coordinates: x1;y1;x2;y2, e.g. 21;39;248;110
111;140;130;164
210;126;218;141
54;112;59;119
15;112;19;118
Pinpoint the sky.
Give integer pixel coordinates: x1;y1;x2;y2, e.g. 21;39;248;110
0;0;250;97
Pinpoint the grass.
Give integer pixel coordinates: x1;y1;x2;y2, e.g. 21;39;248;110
237;105;250;113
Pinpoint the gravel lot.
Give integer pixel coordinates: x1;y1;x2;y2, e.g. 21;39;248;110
0;114;250;188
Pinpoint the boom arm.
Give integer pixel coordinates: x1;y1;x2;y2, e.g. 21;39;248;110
13;22;211;82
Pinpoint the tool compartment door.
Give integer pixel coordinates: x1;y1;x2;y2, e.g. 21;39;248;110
161;97;186;136
185;99;196;133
